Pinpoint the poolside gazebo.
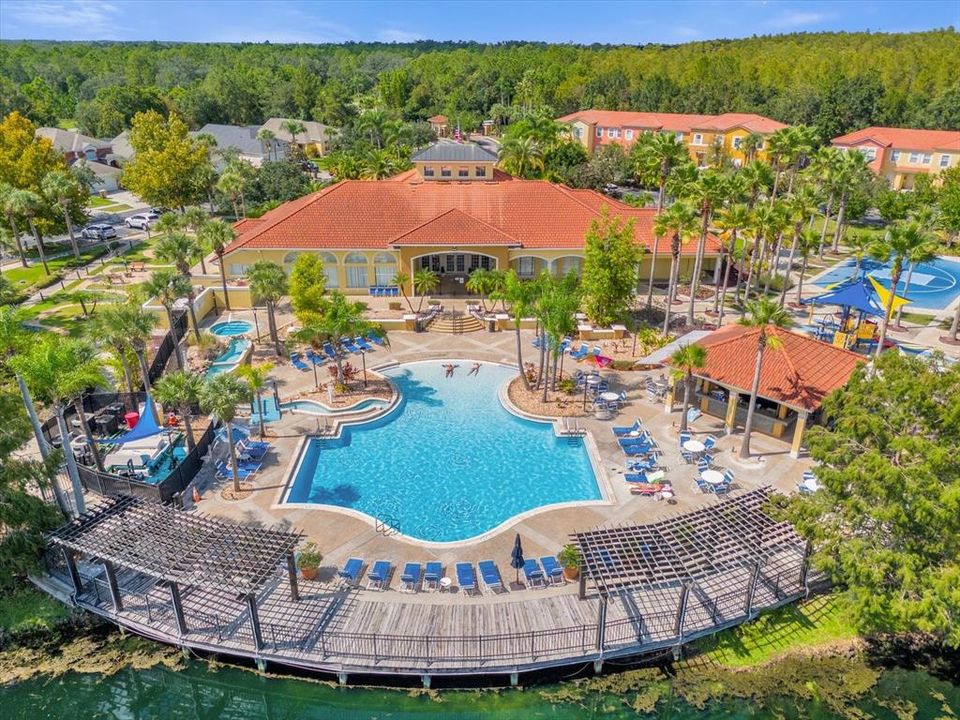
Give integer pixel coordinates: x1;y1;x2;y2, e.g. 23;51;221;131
666;325;865;457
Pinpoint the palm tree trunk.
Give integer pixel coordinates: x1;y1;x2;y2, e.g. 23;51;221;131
187;294;202;342
225;420;241;493
135;347;152;393
55;406;85;516
645;236;660;309
399;287;414;314
718;251;733;327
735;250;746;304
687;212;709;324
267;301;282;355
778;229;800;307
765;232;783;294
738;342;766;459
514;318;530;390
118;351;135;395
165;307;185;369
7;214;29;267
231;198;240;220
831;192;847;253
818;194;833;258
537;330;547;391
679;374;692;432
656;175;666;213
894;263;915;328
874;269;900;360
73;396;105;472
752;238;767;296
949;297;960;341
27;219;50;275
770;168;782;203
795;256;808;305
663;251;679;334
217;252;231;310
18;375;69;515
181;405;196;452
239;192;247;219
62;205;81;260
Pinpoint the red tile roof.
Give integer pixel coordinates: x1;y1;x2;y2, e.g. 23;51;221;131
699;113;789;134
683;325;865;412
557;110;787;134
223;177;720;256
832;126;960;152
427;114;448;124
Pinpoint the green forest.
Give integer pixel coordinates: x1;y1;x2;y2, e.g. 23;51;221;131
2;30;959;140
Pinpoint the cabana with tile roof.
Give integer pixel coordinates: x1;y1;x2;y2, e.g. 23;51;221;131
666;325;865;457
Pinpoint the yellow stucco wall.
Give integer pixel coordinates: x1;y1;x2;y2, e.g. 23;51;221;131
415;161;495;180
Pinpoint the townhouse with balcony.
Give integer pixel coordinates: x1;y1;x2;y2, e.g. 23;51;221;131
830;126;960;190
557;110;788;167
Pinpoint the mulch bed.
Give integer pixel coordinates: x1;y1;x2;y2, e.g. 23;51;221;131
507;375;589;418
220;483;253;501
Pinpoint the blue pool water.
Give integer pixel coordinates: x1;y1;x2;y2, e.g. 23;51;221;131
205;339;250;378
285;362;601;542
280;398;389;415
814;256;960;310
210;320;253;337
251;396;282;425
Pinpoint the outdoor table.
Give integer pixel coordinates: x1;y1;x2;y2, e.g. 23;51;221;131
701;469;725;486
439;577;452;592
683;439;706;454
586;375;602;385
600;391;619;402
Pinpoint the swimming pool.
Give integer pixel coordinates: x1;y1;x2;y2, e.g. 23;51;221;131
205;338;250;378
284;361;602;542
280;398;389;415
813;256;960;310
210;320;253;337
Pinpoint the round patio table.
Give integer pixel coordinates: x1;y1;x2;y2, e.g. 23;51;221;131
701;469;725;486
600;391;619;402
439;577;452;592
586;375;602;385
683;439;706;454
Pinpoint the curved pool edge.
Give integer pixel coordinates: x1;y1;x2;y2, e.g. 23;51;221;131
271;358;614;549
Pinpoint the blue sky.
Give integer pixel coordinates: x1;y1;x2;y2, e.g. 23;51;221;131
1;1;957;43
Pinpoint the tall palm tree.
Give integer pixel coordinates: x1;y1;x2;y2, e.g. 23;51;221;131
498;135;544;178
793;229;820;305
740;133;764;163
894;235;938;329
830;150;872;253
199;373;252;494
0;182;29;268
535;272;579;401
41;171;82;260
89;305;138;395
7;189;50;275
256;127;277;161
293;292;376;383
238;362;274;438
737;298;792;459
868;222;937;359
748;202;788;297
653;201;699;334
736;160;774;209
500;269;540;391
217;170;246;219
712;203;751;324
669;343;708;432
846;231;872;280
392;270;415;313
765;127;795;202
632;132;689;213
153;370;203;452
144;269;191;369
361;147;397;179
155;231;201;277
124;302;159;392
784;126;817;194
180;207;209;274
778;183;820;307
280;119;308;149
682;170;729;324
465;268;496;312
11;336;110;515
412;268;440;313
246;261;288;356
198;220;235;310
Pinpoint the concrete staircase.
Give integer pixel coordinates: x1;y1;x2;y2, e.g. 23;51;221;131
425;312;485;334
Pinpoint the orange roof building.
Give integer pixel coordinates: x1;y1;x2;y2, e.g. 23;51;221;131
831;126;960;190
221;164;721;297
557;109;789;167
668;325;865;457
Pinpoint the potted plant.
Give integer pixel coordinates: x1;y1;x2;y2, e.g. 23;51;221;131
558;544;581;581
296;541;323;580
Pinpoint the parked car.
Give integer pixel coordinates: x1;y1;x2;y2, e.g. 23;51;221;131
125;212;159;230
80;223;118;241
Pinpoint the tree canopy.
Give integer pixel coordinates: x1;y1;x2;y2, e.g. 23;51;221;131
581;209;642;326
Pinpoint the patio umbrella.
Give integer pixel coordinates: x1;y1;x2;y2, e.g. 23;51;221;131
587;354;613;368
510;534;524;584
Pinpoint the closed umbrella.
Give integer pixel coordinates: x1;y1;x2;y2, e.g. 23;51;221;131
510;534;524;584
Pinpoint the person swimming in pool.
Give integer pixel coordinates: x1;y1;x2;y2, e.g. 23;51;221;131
468;362;481;376
443;363;459;377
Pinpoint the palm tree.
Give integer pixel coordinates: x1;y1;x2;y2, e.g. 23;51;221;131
144;269;191;369
180;207;209;274
868;222;937;359
737;298;792;459
198;220;235;310
535;272;579;401
155;231;201;277
894;235;938;329
41;171;81;260
293;292;376;383
11;336;110;515
361;147;396;179
7;189;50;275
0;182;29;268
846;231;871;280
499;135;544;178
392;270;415;313
412;268;439;313
199;373;252;494
737;160;774;209
712;203;751;324
632;132;689;213
281;119;308;149
153;370;203;452
217;170;246;219
740;133;764;163
238;362;274;437
682;170;729;324
830;150;872;253
257;127;277;161
747;202;788;297
246;261;288;356
356;112;386;149
793;229;820;305
653;201;699;334
765;127;795;202
501;269;540;390
669;343;708;432
465;268;496;312
89;305;138;395
778;183;820;307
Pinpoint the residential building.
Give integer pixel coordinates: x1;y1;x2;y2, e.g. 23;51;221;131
107;130;134;164
831;126;960;190
259;118;333;156
427;114;449;138
557;110;788;167
35;127;112;164
193;124;287;169
80;160;122;193
220;145;720;296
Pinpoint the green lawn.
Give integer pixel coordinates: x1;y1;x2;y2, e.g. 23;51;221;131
86;196;115;208
898;311;935;326
0;585;71;635
55;119;76;130
3;247;111;293
693;594;859;668
101;203;132;212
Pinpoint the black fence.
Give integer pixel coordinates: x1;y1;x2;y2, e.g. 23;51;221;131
148;311;188;386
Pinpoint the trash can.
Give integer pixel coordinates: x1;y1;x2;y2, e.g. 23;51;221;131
124;411;140;429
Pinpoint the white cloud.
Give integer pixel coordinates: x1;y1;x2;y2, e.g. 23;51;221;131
377;27;422;43
766;11;830;29
1;0;121;32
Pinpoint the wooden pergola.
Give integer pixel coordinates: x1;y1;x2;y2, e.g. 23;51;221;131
47;495;303;649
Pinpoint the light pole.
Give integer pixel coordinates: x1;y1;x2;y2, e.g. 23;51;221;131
311;358;319;389
252;308;262;343
361;350;367;388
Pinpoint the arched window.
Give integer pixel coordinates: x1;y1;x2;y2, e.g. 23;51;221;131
319;252;338;288
282;251;300;264
373;252;397;286
344;252;369;288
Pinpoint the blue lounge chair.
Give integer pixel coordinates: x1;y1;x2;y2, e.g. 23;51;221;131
624;472;652;483
338;557;364;585
523;559;545;588
368;333;385;345
238;436;269;451
703;435;718;450
355;336;375;352
237;439;269;458
456;562;477;594
591;346;602;357
478;560;504;593
723;469;735;485
306;348;325;365
679;431;691;445
612;420;642;436
215;459;259;480
399;562;421;593
322;342;337;360
367;560;392;590
540;556;565;585
570;344;589;361
342;338;361;354
292;355;310;371
423;562;443;591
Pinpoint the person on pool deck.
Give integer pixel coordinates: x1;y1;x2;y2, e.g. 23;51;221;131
468;362;481;376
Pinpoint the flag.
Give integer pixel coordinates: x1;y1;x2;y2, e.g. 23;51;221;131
454;123;462;142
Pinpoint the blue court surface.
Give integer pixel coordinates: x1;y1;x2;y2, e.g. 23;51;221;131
813;256;960;310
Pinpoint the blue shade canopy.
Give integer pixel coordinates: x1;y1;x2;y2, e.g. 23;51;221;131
99;396;164;444
801;278;884;316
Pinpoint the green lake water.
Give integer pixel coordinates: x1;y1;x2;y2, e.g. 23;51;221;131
2;661;957;719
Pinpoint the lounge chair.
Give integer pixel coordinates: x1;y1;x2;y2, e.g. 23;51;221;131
342;338;361;354
539;556;565;585
322;342;338;360
367;560;392;590
423;561;443;591
368;333;385;345
624;472;651;483
355;336;375;352
523;559;546;588
478;560;505;593
569;344;589;361
455;562;478;594
703;435;718;450
237;436;269;451
591;346;602;356
338;557;364;585
215;459;258;480
292;355;310;372
399;562;421;593
612;420;643;436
